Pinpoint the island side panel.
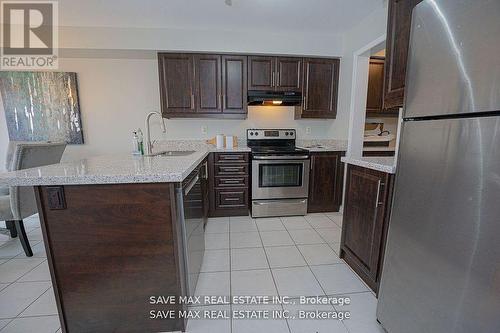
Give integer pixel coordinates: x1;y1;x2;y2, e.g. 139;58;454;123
35;183;185;333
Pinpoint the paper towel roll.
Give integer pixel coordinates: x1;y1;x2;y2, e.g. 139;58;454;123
225;136;234;149
216;134;225;149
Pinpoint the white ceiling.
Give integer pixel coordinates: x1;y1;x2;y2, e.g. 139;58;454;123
59;0;384;34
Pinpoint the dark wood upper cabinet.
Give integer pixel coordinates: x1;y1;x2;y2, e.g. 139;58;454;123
248;56;302;92
366;57;385;115
159;52;337;119
308;152;345;213
194;54;222;113
158;53;195;115
340;164;394;294
300;58;340;119
248;56;275;91
383;0;423;110
275;57;302;92
222;55;247;114
159;53;247;119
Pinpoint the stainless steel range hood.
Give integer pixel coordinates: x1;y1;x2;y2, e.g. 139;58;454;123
247;90;302;106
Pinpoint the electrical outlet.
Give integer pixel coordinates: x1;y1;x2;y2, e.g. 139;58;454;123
201;126;208;135
305;127;311;135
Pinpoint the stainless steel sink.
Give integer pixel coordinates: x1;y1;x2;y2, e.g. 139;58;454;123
155;150;196;157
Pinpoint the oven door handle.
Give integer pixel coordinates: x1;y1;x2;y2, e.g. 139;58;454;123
253;155;309;160
253;199;307;205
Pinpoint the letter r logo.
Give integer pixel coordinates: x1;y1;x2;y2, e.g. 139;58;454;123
1;1;55;55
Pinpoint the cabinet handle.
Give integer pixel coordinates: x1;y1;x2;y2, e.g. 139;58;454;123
191;94;195;110
276;71;280;87
375;181;385;208
223;179;241;184
219;94;222;108
225;197;240;201
223;167;243;171
204;162;208;180
272;72;275;87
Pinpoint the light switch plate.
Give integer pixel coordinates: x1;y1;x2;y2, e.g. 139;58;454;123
201;126;208;135
306;127;311;134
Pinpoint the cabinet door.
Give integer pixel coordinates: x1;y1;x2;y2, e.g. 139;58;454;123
383;0;423;110
340;165;392;293
194;54;222;113
248;56;275;91
308;152;345;213
275;57;302;92
366;57;385;114
158;53;195;116
301;58;340;119
222;55;247;114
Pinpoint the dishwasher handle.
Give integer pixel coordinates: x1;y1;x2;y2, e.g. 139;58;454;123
184;174;200;196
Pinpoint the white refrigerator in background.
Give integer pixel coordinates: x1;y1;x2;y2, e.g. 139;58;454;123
377;0;500;332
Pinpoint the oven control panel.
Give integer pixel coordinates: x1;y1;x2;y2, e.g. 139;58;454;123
247;129;296;140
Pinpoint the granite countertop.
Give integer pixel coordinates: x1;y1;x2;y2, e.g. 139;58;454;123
297;139;348;152
0;141;251;186
341;156;397;174
363;145;396;152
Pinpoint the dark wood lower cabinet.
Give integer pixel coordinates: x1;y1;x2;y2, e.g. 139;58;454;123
340;164;395;294
307;151;345;213
208;152;250;217
35;183;186;333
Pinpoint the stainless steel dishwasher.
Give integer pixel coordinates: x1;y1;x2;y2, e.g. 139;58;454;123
176;166;205;297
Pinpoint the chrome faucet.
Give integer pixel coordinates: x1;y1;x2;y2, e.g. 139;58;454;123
145;111;166;156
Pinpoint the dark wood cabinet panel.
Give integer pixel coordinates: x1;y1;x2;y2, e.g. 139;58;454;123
214;153;249;164
300;58;340;119
208;152;250;217
159;52;339;119
158;53;195;115
216;188;248;209
308;152;345;213
383;0;423;110
340;165;394;294
214;164;248;177
194;54;222;113
36;183;186;333
215;176;249;188
275;57;302;92
248;56;275;91
366;57;385;115
222;55;247;114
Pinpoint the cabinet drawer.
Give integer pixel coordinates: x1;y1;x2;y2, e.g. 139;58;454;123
214;153;249;164
216;189;248;208
215;164;248;176
215;176;248;188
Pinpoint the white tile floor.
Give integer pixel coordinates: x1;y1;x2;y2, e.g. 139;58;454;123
0;212;385;333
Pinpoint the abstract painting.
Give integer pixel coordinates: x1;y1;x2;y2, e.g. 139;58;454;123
0;71;84;144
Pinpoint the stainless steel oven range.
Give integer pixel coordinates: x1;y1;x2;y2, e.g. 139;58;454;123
247;129;310;218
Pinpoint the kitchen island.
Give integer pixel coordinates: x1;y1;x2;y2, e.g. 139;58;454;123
0;144;248;333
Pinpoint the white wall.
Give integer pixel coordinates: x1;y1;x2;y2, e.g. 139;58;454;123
339;4;387;156
0;52;345;167
0;9;389;168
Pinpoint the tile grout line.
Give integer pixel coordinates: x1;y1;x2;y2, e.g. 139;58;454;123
279;217;333;303
255;217;292;333
227;216;233;333
286;214;353;333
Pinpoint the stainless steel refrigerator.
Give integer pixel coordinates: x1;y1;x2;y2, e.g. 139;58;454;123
377;1;500;332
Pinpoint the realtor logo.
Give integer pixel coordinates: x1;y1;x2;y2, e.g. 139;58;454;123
1;0;58;69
